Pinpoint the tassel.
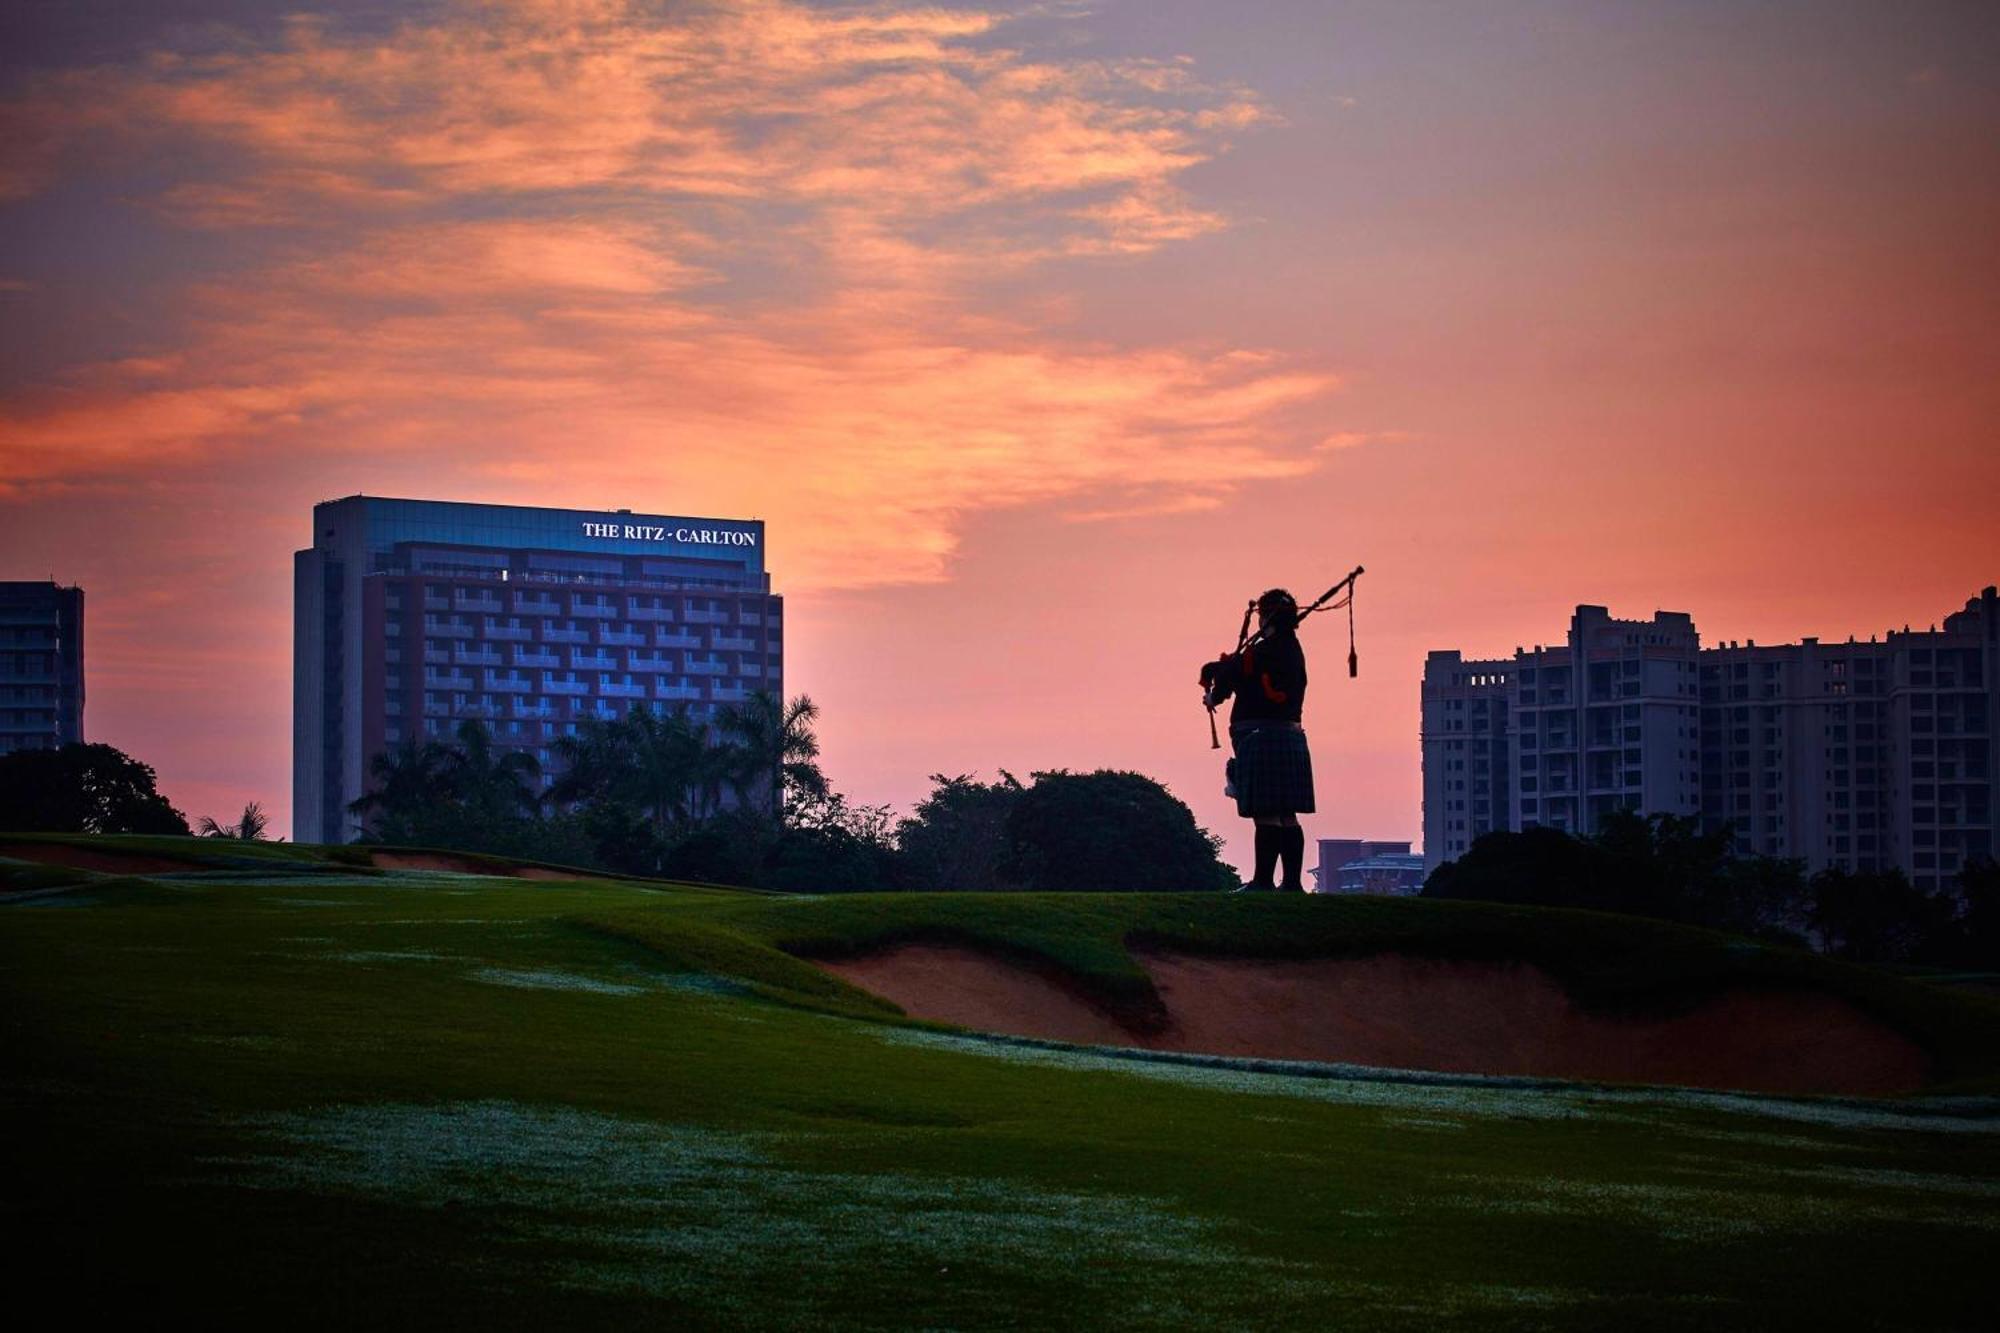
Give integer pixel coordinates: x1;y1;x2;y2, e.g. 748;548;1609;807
1347;589;1358;676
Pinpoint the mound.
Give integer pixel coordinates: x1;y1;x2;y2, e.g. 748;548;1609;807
368;851;572;879
0;842;195;875
818;944;1928;1097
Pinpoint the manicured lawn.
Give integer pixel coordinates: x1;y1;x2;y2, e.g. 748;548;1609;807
4;848;1997;1329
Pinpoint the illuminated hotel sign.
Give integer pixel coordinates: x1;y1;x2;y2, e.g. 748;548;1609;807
579;520;758;547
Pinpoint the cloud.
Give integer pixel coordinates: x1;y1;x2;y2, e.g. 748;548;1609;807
0;0;1359;590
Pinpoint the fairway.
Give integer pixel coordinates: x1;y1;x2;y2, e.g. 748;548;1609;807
4;841;1998;1330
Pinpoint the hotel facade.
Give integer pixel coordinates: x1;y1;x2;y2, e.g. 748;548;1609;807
1422;587;1998;894
294;497;780;845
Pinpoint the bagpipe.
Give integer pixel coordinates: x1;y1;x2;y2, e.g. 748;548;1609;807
1198;566;1364;748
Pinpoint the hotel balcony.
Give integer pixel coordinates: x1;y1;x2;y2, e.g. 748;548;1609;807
652;630;702;649
685;660;727;676
483;672;534;694
511;647;560;669
423;595;451;612
683;609;730;625
626;604;677;622
511;700;556;720
483;621;532;642
568;600;616;619
628;655;675;674
712;686;752;703
454;647;503;667
541;624;591;644
597;627;646;647
713;635;758;652
737;613;764;627
424;621;475;639
654;683;704;702
570;650;618;670
601;681;649;699
512;595;561;616
454;593;504;614
541;676;590;696
424;671;475;691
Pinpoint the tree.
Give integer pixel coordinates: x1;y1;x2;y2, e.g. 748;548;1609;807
1421;825;1608;911
716;691;827;820
1948;858;2000;968
1808;867;1955;964
349;736;455;840
1422;813;1812;943
551;705;706;839
198;801;272;840
997;769;1235;893
0;743;188;835
349;723;546;858
759;790;899;893
441;719;540;825
895;772;1023;891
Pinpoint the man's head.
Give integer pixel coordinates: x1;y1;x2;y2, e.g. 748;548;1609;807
1256;588;1299;632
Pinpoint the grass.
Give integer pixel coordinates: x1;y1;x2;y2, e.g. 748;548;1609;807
3;835;1998;1329
592;890;2000;1091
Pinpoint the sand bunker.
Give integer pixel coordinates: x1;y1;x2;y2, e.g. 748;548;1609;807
817;945;1928;1097
0;842;195;875
369;852;575;879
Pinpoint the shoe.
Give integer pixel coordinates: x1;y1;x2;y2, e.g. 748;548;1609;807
1229;881;1275;894
1277;880;1305;893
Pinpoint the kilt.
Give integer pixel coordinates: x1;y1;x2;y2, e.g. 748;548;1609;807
1230;721;1316;817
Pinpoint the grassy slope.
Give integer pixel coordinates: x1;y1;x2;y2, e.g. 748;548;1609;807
587;891;2000;1093
4;844;1999;1329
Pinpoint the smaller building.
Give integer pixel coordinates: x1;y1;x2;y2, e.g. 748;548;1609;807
0;581;85;755
1311;838;1425;895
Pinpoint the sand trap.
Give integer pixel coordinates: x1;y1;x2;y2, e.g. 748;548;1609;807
369;851;577;879
816;944;1928;1097
0;842;195;875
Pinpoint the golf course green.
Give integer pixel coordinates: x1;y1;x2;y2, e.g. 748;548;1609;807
5;834;1997;1330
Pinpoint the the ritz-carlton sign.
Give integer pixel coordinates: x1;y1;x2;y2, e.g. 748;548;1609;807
579;520;758;548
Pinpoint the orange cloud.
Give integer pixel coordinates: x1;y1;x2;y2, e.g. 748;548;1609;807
1;0;1356;590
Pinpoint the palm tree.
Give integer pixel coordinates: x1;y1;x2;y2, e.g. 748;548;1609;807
443;719;541;825
197;801;272;840
349;736;454;837
551;705;706;839
716;692;827;822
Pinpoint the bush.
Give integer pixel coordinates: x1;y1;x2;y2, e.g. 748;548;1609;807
997;769;1235;893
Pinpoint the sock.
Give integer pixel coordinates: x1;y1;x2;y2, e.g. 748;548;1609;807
1252;825;1280;888
1279;825;1305;890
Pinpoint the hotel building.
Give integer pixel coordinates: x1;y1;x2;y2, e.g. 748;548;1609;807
0;580;85;755
294;497;780;845
1421;587;1998;893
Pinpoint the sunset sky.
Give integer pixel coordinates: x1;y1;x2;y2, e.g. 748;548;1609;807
2;0;1995;866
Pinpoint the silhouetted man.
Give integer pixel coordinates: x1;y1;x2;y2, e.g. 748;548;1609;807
1200;589;1315;891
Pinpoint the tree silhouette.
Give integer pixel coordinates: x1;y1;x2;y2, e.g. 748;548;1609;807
716;691;826;820
349;736;456;838
0;743;188;835
198;801;272;840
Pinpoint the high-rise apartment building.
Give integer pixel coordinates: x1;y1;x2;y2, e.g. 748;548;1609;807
1422;606;1700;870
1422;588;1998;892
294;497;780;845
0;580;84;755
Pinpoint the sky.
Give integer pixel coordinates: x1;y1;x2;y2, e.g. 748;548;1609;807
2;0;1996;868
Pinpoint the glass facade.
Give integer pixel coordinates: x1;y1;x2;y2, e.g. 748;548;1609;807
294;496;779;843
